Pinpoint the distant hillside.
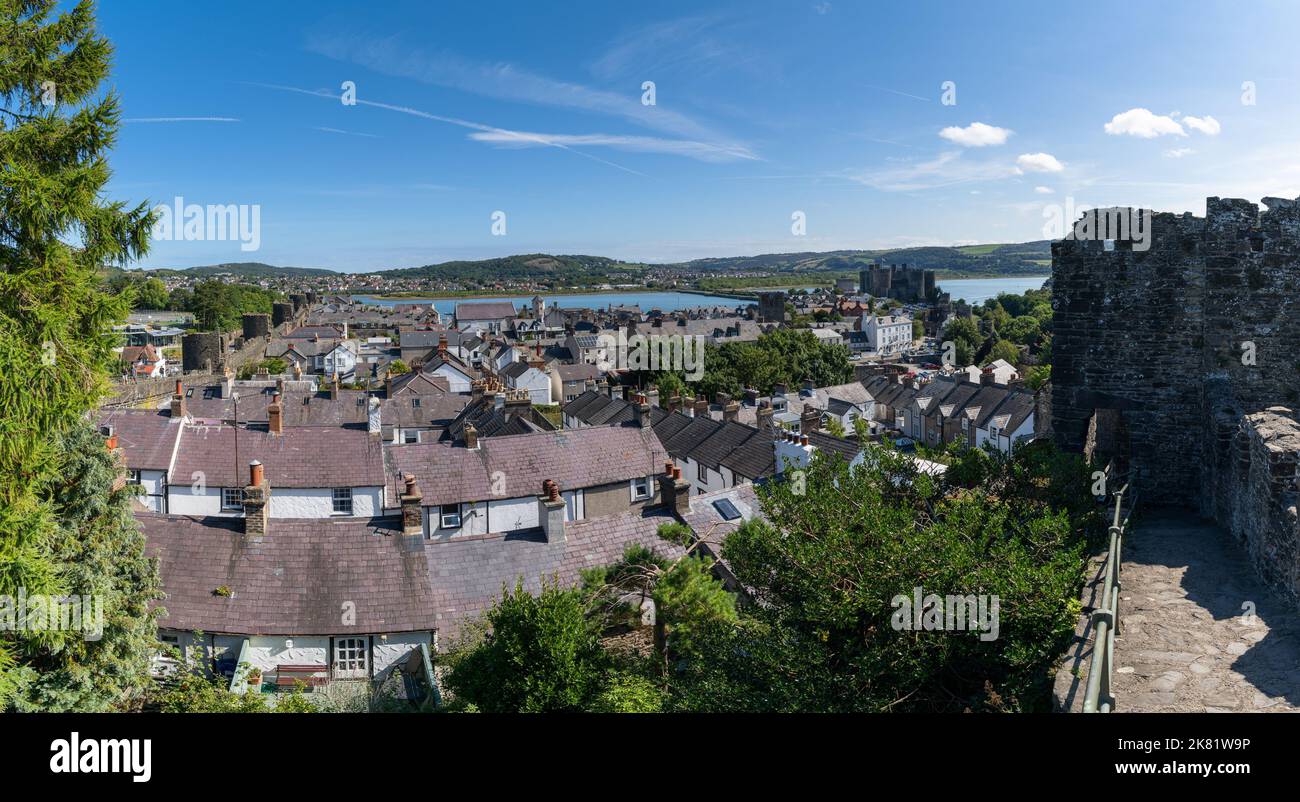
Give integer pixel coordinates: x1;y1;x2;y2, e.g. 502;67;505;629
119;241;1052;284
677;241;1052;276
143;262;338;279
374;253;648;283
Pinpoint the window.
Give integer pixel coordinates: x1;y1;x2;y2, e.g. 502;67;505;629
403;430;419;444
332;487;353;515
631;476;650;501
440;503;461;529
221;487;242;510
333;637;368;679
126;469;142;485
411;398;421;408
697;462;708;482
712;498;742;521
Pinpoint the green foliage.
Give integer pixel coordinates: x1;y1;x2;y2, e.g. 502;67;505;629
653;554;736;658
187;279;278;332
236;357;286;380
1024;364;1051;391
649;328;852;400
154;654;317;713
0;0;157;705
988;339;1021;367
387;358;410;375
443;579;607;712
671;444;1099;712
6;421;164;711
591;672;663;713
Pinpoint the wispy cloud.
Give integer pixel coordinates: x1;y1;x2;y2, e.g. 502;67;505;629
304;33;754;159
589;15;755;82
865;84;931;102
250;83;648;175
844;151;1019;191
314;126;381;138
123;116;239;123
468;129;758;162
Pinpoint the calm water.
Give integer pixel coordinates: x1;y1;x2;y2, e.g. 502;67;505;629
350;276;1049;315
938;276;1050;305
350;291;750;316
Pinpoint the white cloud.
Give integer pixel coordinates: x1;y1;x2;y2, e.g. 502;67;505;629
1183;115;1221;135
1034;186;1055;194
1104;108;1186;138
1016;152;1064;173
1164;147;1195;158
938;122;1012;147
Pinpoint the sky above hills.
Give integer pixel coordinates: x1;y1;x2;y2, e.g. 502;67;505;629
100;0;1300;271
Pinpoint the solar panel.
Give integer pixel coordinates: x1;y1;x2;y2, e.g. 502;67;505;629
712;498;742;521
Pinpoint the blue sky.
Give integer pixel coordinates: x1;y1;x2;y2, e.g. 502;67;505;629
99;0;1300;271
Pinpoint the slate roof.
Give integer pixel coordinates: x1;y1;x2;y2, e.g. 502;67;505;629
689;421;761;470
184;386;372;428
141;504;688;640
426;507;686;640
388;426;667;507
173;425;386;488
554;362;601;383
98;409;184;470
140;513;439;635
454;301;518;321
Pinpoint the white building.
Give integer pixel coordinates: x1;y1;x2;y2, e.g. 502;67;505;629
861;313;913;356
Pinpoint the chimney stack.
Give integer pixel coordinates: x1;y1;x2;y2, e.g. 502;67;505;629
682;396;695;418
437;333;448;356
657;465;691;517
756;402;774;435
636;393;651;428
539;479;566;543
268;391;283;434
723;401;740;423
400;473;424;540
384;370;393;398
293;362;303;381
464;423;479;450
800;407;822;435
694;398;709;418
667;395;681;414
170;379;186;418
980;368;996;386
329;373;340;400
368;396;382;435
243;460;270;541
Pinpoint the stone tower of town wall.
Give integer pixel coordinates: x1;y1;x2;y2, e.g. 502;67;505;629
1052;195;1300;601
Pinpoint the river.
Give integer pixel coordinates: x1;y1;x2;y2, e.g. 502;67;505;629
349;276;1050;315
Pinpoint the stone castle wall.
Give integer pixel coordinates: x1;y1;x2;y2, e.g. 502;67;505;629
1051;195;1300;600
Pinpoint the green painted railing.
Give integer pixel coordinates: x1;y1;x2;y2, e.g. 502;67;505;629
1082;466;1135;713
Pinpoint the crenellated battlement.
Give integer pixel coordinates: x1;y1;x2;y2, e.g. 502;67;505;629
1050;194;1300;603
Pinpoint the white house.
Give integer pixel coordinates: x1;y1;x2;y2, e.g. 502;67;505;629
167;424;386;519
500;360;553;406
861;313;913;356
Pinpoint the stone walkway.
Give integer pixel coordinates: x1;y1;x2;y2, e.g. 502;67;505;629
1109;509;1300;712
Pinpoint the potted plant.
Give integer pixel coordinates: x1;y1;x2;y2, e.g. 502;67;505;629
246;666;262;688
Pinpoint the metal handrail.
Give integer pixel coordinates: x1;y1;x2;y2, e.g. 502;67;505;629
1082;463;1135;713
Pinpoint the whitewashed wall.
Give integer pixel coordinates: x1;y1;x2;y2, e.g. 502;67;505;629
168;486;382;518
372;632;431;680
269;487;383;518
246;635;330;673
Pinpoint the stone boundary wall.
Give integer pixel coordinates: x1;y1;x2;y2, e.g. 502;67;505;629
1203;408;1300;605
105;330;269;408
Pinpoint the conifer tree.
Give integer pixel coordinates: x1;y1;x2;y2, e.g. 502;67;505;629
0;0;158;706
